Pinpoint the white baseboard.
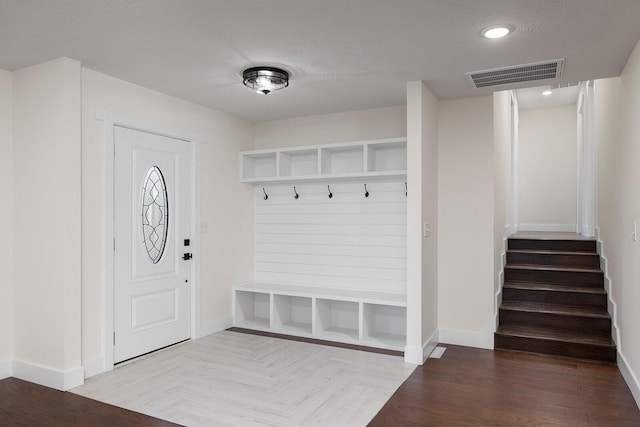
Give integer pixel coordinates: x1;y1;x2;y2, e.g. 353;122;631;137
618;350;640;410
519;223;577;232
197;315;233;339
12;360;84;391
423;329;440;361
0;360;11;380
83;356;105;379
403;345;423;365
404;329;439;365
439;319;494;350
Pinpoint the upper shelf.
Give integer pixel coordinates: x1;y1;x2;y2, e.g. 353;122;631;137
240;137;407;184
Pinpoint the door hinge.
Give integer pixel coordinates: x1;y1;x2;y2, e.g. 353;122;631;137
113;332;116;345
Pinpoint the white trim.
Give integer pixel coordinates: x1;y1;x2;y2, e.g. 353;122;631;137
0;360;11;380
402;346;422;365
439;319;495;350
404;328;439;365
82;356;105;379
197;315;233;339
97;109;202;373
12;360;84;391
595;227;620;346
495;225;509;323
508;91;520;235
422;328;440;362
618;350;640;410
518;223;577;232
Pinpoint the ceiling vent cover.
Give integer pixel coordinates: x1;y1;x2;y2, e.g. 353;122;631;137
465;59;565;89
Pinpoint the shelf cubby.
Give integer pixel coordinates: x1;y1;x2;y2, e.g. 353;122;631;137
234;290;270;329
279;148;319;177
320;145;364;175
315;298;360;341
242;152;277;180
240;138;407;183
272;295;313;334
366;141;407;172
362;303;407;348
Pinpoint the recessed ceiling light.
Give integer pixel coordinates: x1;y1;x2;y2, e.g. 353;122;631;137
482;25;513;39
542;89;553;96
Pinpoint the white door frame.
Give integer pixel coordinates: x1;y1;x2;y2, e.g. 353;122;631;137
508;90;520;235
98;110;201;372
576;81;596;237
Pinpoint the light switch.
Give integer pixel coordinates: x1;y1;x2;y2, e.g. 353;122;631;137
633;222;637;242
201;221;209;234
423;222;431;237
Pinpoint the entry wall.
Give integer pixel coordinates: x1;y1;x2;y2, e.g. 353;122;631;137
81;68;255;375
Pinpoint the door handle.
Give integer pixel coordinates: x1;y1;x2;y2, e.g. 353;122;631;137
182;253;193;260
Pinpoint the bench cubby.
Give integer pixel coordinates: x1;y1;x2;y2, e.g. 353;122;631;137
233;283;407;351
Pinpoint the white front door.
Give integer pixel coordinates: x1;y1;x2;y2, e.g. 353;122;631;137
114;126;192;363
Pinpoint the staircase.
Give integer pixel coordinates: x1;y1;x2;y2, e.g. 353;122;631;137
494;234;616;364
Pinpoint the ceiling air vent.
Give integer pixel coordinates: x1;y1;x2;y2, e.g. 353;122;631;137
465;59;565;89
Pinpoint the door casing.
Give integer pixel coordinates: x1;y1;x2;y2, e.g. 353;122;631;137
99;110;201;373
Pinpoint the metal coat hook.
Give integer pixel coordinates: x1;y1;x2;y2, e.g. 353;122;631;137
293;186;299;199
405;182;407;196
262;187;268;200
327;185;333;199
364;184;369;198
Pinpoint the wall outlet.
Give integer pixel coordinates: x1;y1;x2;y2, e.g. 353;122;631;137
423;222;431;237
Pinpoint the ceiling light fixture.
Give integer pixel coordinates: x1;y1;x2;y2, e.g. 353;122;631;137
242;66;289;95
481;25;513;39
542;88;553;96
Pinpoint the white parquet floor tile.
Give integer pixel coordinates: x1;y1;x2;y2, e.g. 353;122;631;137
71;331;415;427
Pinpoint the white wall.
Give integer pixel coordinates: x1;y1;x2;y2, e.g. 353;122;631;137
253;106;406;149
594;36;640;405
12;58;82;387
254;181;407;293
518;105;577;231
406;81;438;364
81;69;255;368
437;95;495;348
493;91;512;315
0;69;13;374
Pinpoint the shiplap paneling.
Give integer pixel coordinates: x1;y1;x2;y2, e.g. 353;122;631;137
255;181;407;293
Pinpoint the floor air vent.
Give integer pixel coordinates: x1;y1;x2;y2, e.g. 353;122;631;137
465;59;565;89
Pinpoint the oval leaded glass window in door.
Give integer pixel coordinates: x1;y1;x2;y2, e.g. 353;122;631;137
141;166;169;264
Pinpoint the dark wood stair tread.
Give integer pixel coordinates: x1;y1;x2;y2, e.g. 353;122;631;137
500;301;610;318
505;264;602;273
496;324;614;347
503;281;606;294
508;249;598;256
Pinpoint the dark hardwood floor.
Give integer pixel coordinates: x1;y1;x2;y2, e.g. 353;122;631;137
0;377;181;427
370;345;640;426
2;344;639;426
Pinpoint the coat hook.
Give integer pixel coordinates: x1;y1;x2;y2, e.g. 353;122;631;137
405;182;407;196
293;186;299;199
262;187;269;200
327;185;333;199
364;184;369;198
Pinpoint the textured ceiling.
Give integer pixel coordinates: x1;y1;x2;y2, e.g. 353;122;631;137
1;0;639;122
